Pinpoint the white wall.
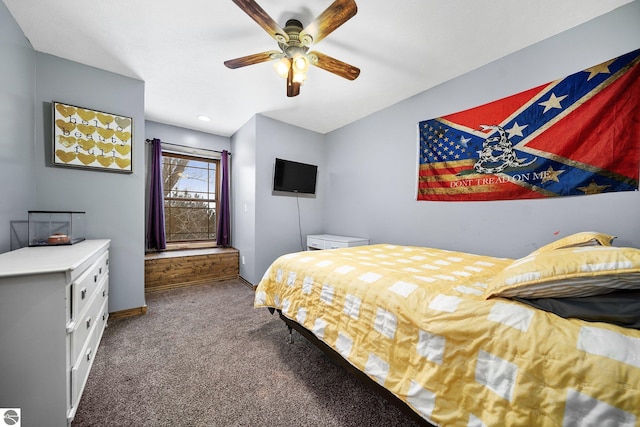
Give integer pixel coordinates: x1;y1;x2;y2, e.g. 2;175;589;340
34;53;146;313
0;1;36;253
324;1;640;258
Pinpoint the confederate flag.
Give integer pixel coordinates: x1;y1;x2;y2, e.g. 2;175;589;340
417;48;640;201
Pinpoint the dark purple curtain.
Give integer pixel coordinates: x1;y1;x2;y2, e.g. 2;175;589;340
216;150;231;247
147;138;166;250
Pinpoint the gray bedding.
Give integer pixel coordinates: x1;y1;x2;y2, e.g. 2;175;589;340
514;289;640;330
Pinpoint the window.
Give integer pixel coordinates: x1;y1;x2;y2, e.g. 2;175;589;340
162;152;219;243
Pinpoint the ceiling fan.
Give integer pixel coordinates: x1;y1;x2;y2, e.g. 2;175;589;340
224;0;360;97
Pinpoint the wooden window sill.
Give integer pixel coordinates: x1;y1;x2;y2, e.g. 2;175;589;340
145;246;236;260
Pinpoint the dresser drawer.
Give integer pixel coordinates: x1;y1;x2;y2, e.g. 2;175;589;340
325;240;350;249
307;236;326;250
71;250;109;320
69;276;108;364
69;296;108;421
307;235;370;251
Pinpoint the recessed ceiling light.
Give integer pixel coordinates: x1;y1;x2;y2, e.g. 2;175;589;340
197;115;212;122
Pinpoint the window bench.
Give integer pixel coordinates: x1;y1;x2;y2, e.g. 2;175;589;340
144;247;239;292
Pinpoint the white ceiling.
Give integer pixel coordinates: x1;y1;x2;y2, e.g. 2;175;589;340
3;0;633;137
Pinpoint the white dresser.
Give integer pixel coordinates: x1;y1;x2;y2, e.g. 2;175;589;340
0;239;110;427
307;234;369;250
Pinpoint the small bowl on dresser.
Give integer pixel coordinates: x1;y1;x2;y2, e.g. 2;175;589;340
47;234;70;245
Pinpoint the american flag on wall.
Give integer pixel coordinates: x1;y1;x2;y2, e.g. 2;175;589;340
417;48;640;201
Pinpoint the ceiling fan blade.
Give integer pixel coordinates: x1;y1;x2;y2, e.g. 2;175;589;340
300;0;357;46
308;51;360;80
287;64;301;97
231;0;289;43
224;50;281;69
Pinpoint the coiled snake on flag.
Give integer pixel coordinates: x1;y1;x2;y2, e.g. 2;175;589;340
473;125;537;174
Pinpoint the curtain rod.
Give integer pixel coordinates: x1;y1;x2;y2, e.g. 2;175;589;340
145;138;230;156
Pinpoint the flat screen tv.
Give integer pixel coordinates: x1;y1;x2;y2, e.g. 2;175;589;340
273;158;318;196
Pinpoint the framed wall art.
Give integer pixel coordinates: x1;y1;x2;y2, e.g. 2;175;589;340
52;101;133;173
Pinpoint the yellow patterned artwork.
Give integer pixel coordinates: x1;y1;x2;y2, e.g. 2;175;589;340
52;101;133;173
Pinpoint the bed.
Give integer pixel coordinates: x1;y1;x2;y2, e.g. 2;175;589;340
254;232;640;426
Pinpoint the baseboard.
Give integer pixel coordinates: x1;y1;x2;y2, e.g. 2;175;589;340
238;275;256;290
109;305;148;320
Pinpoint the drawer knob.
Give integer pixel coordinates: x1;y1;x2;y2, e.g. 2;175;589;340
94;274;98;283
86;348;92;361
86;317;91;329
81;288;87;299
99;267;102;274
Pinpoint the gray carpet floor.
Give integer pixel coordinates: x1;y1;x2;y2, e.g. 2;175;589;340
72;280;423;426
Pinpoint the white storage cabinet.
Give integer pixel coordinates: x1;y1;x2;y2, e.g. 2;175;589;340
0;239;110;426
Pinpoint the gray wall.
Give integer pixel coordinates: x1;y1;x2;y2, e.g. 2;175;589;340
144;120;231;248
4;1;639;303
231;116;257;282
1;5;146;313
231;2;640;283
146;120;230;152
0;1;36;253
231;115;324;285
34;53;146;313
254;116;324;281
323;1;640;258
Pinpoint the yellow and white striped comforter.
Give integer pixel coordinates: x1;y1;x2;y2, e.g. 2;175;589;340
254;244;640;426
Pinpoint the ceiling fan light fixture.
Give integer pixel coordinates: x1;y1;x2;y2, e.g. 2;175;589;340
225;0;360;97
291;54;309;84
292;54;309;73
273;58;291;79
292;71;306;84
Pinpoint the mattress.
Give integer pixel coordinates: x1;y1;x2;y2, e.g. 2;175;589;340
254;244;640;426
